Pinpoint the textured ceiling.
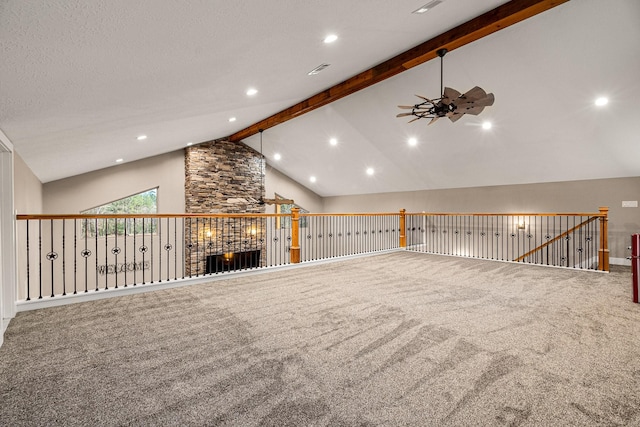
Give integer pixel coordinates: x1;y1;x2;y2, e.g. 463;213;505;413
1;0;639;197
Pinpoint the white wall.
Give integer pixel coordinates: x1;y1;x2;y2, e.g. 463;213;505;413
43;151;185;214
14;153;43;214
264;166;323;213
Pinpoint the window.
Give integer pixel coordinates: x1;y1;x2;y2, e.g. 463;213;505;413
275;194;308;228
81;188;158;237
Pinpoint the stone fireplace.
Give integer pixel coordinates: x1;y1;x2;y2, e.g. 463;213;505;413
184;139;266;275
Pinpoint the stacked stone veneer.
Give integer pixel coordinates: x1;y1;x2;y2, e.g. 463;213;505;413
184;139;266;275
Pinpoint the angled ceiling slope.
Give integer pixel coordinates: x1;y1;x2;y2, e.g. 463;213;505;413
229;0;568;142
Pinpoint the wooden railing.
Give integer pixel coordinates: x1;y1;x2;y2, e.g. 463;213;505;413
15;211;402;302
403;207;609;271
15;207;608;305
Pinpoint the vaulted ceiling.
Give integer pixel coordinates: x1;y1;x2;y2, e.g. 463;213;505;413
1;0;639;197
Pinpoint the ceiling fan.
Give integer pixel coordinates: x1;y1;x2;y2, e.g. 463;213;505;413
397;48;494;125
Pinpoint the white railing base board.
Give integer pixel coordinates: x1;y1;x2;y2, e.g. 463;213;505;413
407;250;608;274
16;248;403;312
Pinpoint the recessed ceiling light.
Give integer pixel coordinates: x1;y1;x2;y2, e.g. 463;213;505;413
274;153;281;161
329;138;338;146
310;176;317;183
228;117;237;122
408;137;418;146
482;121;492;130
186;142;193;146
246;88;258;96
595;97;608;106
115;158;124;163
413;0;444;14
323;34;338;44
136;135;147;141
366;167;374;176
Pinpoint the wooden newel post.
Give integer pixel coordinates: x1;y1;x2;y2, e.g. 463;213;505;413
598;206;609;272
399;209;407;248
290;207;301;263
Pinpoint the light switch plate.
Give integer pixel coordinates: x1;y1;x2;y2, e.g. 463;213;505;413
622;201;638;208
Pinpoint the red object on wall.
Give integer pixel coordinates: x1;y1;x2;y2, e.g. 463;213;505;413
632;234;639;304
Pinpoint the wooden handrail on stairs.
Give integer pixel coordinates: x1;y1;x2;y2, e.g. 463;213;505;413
514;216;598;263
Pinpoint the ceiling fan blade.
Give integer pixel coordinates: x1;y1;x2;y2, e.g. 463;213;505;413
464;106;485;116
459;86;487;102
428;117;440;125
448;112;465;123
397;105;415;109
408;117;422;123
476;93;495;107
455;95;494;111
441;87;461;105
415;94;431;101
396;112;414;117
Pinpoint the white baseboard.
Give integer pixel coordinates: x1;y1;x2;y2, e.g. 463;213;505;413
611;257;631;266
1;317;10;348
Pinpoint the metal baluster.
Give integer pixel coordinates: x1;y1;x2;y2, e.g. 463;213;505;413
157;217;161;282
141;217;147;284
83;219;89;293
49;219;55;297
104;217;108;290
114;218;119;288
150;217;154;282
94;218;99;291
73;219;77;294
165;218;170;280
174;217;178;280
25;221;30;300
133;218;137;285
62;220;66;295
124;218;128;287
38;220;42;299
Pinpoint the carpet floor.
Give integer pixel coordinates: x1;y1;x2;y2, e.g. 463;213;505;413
1;252;639;426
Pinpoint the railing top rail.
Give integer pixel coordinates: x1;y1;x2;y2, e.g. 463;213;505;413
16;213;290;220
301;212;400;217
405;212;605;217
17;211;607;220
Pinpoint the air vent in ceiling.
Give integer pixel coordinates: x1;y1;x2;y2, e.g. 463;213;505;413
413;0;444;14
308;64;330;75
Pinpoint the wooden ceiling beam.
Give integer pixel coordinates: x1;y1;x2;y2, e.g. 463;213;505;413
228;0;569;142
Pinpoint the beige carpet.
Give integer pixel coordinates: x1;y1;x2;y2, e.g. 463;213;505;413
1;252;639;426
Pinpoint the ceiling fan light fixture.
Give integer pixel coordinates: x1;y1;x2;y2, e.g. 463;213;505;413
413;0;444;14
595;97;608;106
